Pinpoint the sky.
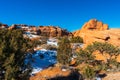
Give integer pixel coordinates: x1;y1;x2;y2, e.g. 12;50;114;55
0;0;120;31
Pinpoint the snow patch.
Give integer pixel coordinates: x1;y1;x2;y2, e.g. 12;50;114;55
25;49;57;75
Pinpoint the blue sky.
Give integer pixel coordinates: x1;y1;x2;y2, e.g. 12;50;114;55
0;0;120;31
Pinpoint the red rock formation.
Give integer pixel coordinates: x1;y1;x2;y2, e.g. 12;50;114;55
39;26;71;37
7;24;71;37
73;19;120;47
81;19;109;31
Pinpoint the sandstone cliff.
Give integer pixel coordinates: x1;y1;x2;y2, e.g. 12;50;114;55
73;19;120;47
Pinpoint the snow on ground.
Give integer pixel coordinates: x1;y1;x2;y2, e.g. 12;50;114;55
25;49;57;75
47;38;58;46
24;32;40;39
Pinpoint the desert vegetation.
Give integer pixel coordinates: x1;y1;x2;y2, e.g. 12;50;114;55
57;37;72;65
0;20;120;80
0;29;33;80
70;36;83;43
75;42;120;79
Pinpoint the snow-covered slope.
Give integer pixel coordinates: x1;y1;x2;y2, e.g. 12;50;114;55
25;49;57;75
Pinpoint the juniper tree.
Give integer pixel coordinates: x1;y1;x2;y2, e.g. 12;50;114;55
57;37;72;65
85;42;120;70
0;29;32;80
70;36;83;43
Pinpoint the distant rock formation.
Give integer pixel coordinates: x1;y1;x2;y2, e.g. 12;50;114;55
38;26;72;37
81;19;109;31
73;19;120;47
0;24;8;29
7;24;72;37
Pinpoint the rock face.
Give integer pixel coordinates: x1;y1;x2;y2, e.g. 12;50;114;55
73;19;120;47
39;26;72;37
81;19;109;31
8;24;72;37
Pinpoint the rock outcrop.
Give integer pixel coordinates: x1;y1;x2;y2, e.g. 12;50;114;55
8;24;72;37
81;19;109;31
73;19;120;47
38;26;72;37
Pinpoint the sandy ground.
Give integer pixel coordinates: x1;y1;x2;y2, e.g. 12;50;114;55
30;66;71;80
103;72;120;80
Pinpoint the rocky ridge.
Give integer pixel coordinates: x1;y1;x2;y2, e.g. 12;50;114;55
0;24;72;37
38;26;72;37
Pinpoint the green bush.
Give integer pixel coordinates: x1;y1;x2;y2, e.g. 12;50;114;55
57;37;72;65
76;49;95;64
86;42;119;56
83;66;95;79
84;42;120;71
46;45;57;50
0;29;32;80
70;36;83;43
